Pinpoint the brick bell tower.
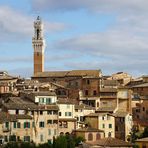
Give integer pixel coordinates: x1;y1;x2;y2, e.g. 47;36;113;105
32;16;45;75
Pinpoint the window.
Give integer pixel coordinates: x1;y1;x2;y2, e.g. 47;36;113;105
39;122;45;127
46;98;51;104
5;122;9;128
102;116;105;120
96;133;100;140
88;133;93;141
97;102;99;107
53;120;58;124
40;111;43;115
109;124;112;128
40;98;44;103
16;110;19;115
93;90;97;96
85;90;88;96
54;129;57;135
17;136;20;141
69;112;72;116
13;122;17;128
86;80;90;85
59;112;61;116
31;111;34;115
120;117;125;122
53;111;58;115
24;122;30;128
48;129;51;135
24;136;30;142
80;116;84;122
4;136;8;142
47;111;52;115
65;112;72;116
47;120;52;124
40;134;44;142
115;126;118;131
102;124;105;128
17;122;21;128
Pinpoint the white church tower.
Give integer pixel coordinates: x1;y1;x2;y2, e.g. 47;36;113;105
32;16;45;75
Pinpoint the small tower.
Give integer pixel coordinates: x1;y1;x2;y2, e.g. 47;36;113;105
32;16;45;75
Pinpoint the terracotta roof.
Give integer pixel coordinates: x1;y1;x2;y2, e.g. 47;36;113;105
6;97;29;104
75;104;95;110
15;114;32;120
89;137;132;147
132;83;148;88
3;103;59;111
67;70;101;77
96;107;116;112
33;70;101;78
74;127;104;132
0;112;17;123
57;98;75;105
112;111;128;117
31;91;56;96
102;80;118;86
100;88;117;92
0;112;32;123
3;103;38;110
136;137;148;142
133;120;148;127
0;74;17;80
51;82;66;89
59;118;76;122
85;113;107;117
34;71;69;77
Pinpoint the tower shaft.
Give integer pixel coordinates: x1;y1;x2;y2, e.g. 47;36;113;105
32;16;45;76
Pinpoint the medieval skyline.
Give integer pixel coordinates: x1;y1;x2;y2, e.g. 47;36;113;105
0;0;148;77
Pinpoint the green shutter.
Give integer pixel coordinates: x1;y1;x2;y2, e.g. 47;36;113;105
13;122;17;128
5;122;9;128
24;122;26;128
28;122;30;128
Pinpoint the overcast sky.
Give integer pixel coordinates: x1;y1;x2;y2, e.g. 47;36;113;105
0;0;148;78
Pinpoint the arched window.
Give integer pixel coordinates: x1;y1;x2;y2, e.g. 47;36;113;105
88;133;93;141
96;133;100;140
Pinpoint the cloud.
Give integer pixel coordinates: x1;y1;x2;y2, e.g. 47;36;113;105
0;6;66;42
31;0;148;12
31;0;148;76
50;27;148;76
0;56;32;63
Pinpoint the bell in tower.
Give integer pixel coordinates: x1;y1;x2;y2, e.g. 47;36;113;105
32;16;45;76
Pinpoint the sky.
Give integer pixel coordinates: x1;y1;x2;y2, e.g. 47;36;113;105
0;0;148;78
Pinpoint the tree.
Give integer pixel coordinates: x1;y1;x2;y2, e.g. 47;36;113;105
141;127;148;138
74;136;85;146
66;134;75;148
55;135;67;148
129;126;139;143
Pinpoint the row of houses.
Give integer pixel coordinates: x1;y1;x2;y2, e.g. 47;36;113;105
0;70;147;147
